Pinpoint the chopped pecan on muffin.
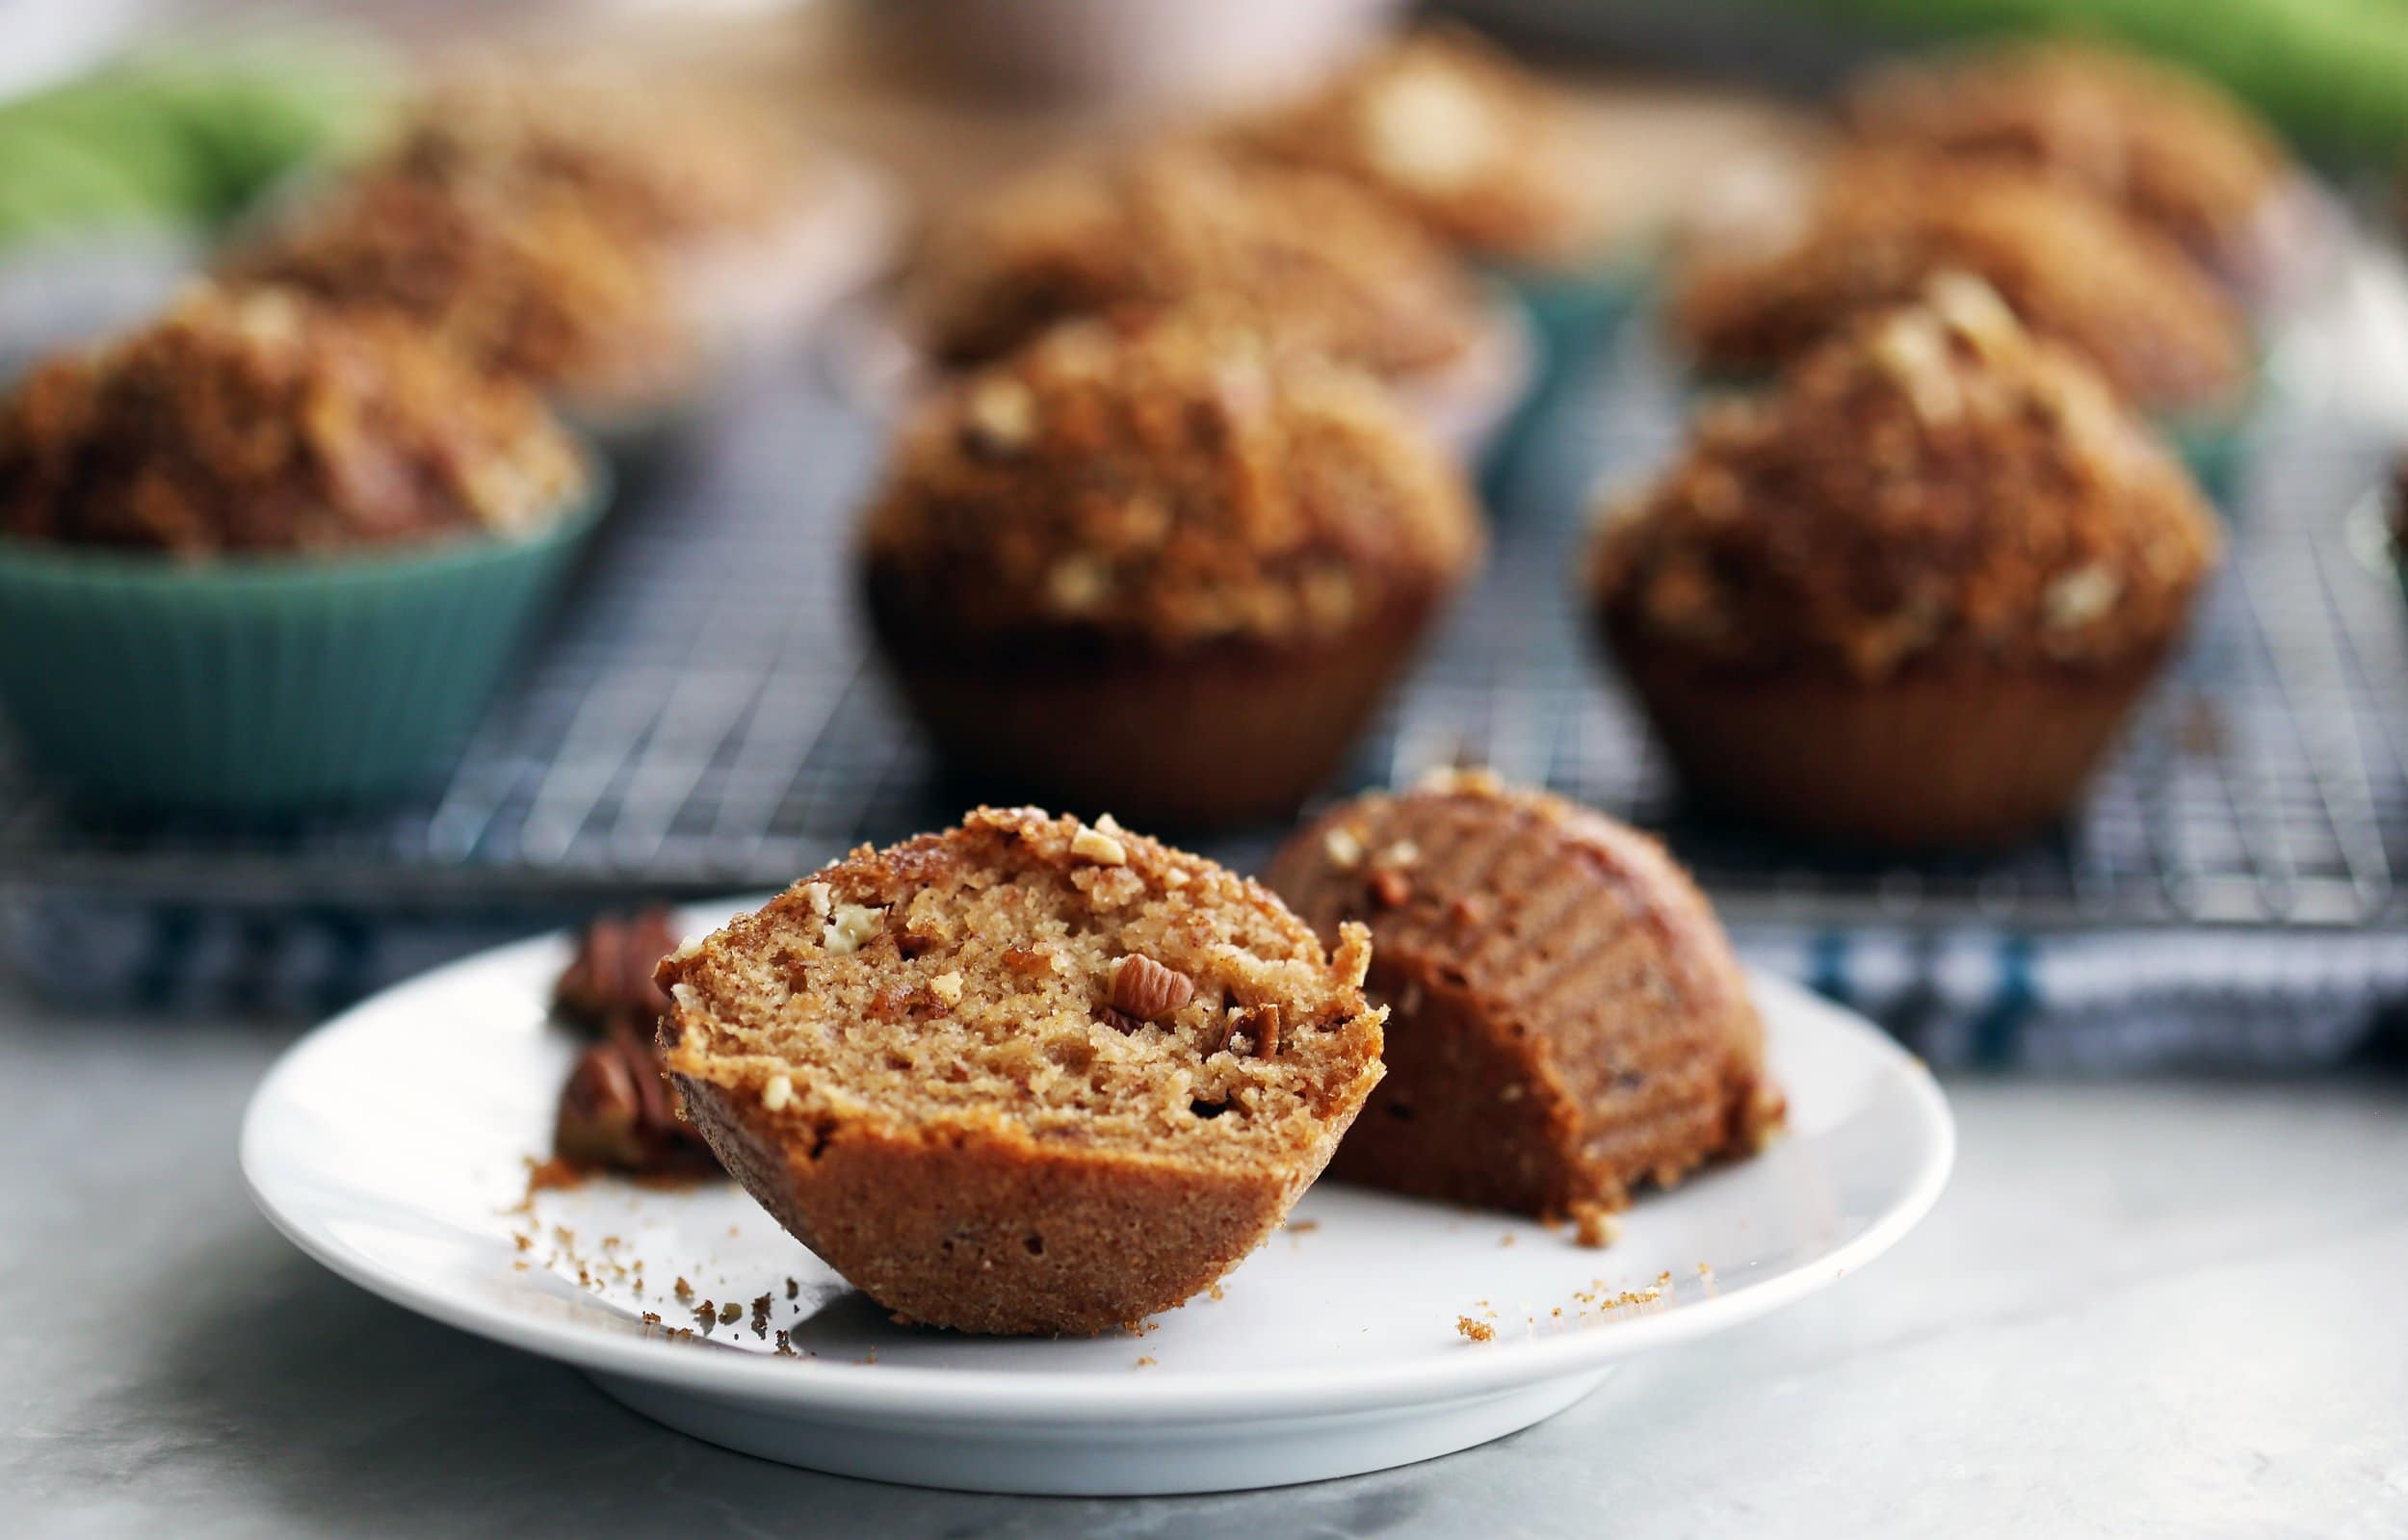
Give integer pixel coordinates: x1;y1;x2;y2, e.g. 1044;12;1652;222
858;308;1483;826
1595;274;2222;848
1224;26;1578;264
1844;40;2304;297
0;283;586;555
904;140;1484;381
1671;149;2250;420
655;807;1386;1334
221;169;691;417
1268;770;1782;1234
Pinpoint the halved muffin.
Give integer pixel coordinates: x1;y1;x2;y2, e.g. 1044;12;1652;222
1595;274;2222;848
655;807;1387;1335
1843;40;2313;300
858;309;1482;827
1670;149;2250;423
1268;770;1782;1237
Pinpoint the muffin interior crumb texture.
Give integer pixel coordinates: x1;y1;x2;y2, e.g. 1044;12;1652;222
660;808;1383;1171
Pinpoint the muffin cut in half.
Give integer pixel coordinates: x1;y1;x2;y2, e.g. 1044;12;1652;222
1269;770;1782;1238
1670;149;2251;423
1842;40;2316;302
1595;274;2222;848
656;807;1386;1335
859;309;1483;827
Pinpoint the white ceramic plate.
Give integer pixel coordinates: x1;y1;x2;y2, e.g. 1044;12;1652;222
243;902;1952;1496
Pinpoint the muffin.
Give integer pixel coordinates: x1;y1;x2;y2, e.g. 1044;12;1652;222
1595;274;2222;848
221;167;694;427
1843;40;2314;301
551;909;720;1178
1267;770;1782;1235
0;283;601;808
1224;27;1578;266
655;806;1387;1335
1671;150;2251;423
859;311;1483;827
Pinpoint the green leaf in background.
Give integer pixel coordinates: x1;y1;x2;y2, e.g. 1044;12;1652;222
1759;0;2408;160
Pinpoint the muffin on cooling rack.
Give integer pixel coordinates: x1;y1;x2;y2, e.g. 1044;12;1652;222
858;309;1483;827
1222;27;1578;266
0;283;602;809
1843;40;2318;302
656;806;1387;1335
902;141;1525;456
1670;149;2251;425
222;166;694;431
1594;274;2222;848
1268;770;1782;1238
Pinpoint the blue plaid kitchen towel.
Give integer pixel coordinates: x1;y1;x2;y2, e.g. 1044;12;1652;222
11;899;2404;1072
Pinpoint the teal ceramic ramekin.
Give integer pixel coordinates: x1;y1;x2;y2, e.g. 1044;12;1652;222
0;460;609;813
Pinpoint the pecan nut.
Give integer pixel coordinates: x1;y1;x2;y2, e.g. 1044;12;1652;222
553;1029;718;1176
553;908;679;1035
1110;953;1195;1021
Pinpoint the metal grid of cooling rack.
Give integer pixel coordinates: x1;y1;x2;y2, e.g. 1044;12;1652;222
2;323;2405;934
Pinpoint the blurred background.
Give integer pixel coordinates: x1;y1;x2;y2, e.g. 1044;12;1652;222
0;0;2404;1074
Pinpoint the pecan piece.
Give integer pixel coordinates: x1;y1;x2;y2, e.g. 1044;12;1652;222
1110;953;1195;1022
553;908;679;1036
1369;868;1413;909
554;1029;719;1176
1228;1002;1284;1058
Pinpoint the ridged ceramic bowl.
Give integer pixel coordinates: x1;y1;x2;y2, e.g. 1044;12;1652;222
0;460;608;813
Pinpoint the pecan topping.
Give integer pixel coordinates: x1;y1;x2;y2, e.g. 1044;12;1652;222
553;1029;718;1176
1100;1006;1146;1034
1369;867;1413;909
554;908;679;1036
1110;953;1195;1022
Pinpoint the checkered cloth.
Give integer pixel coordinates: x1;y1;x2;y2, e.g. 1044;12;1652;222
11;899;2403;1071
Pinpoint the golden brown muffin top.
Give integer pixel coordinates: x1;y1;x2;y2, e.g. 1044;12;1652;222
904;140;1484;378
1671;149;2251;416
1597;274;2221;679
383;67;793;247
860;310;1483;650
1224;27;1578;264
1844;41;2293;283
0;284;587;556
658;805;1385;1160
222;169;689;410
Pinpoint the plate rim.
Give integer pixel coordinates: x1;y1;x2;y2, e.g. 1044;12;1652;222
242;906;1955;1425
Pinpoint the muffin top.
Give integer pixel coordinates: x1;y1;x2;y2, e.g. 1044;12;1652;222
860;311;1483;650
0;284;587;556
1596;274;2221;679
1225;28;1577;264
222;168;689;409
1843;41;2293;285
382;67;792;246
905;141;1484;378
1671;150;2250;416
657;805;1385;1160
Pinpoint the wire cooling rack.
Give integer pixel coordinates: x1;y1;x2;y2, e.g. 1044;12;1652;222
2;320;2405;935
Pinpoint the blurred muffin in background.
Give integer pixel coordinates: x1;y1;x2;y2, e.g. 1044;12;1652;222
1222;27;1578;266
1843;40;2313;301
222;168;694;428
1593;274;2220;849
0;284;602;809
859;308;1482;827
906;141;1484;381
1671;150;2251;424
0;284;585;553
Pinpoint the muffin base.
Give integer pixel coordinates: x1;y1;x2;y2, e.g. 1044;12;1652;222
671;1074;1352;1336
1611;641;2171;849
867;593;1443;828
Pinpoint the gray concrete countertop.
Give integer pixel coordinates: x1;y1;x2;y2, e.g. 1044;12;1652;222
7;1000;2407;1539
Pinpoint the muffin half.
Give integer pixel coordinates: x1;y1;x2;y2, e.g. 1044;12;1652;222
859;310;1483;827
1595;274;2221;848
1268;770;1782;1235
656;807;1386;1335
1670;149;2250;424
